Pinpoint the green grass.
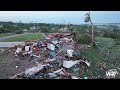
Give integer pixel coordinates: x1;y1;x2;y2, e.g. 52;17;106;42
83;48;104;64
0;33;42;42
83;37;120;65
77;34;91;45
95;37;115;50
80;37;120;78
95;37;120;61
0;33;15;38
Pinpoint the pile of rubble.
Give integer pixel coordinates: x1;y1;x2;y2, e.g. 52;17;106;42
9;31;91;79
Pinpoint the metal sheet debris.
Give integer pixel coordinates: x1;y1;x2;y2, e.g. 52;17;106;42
63;60;80;69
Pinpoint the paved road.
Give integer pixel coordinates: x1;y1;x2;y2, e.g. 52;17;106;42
0;33;31;41
0;42;25;47
0;33;32;47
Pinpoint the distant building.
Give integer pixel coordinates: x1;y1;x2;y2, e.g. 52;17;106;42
29;26;36;30
23;29;28;32
0;25;3;28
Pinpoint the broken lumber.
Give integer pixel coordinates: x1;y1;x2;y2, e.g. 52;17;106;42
9;72;24;79
24;63;51;77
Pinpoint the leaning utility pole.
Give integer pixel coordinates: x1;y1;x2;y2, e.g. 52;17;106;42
85;11;94;47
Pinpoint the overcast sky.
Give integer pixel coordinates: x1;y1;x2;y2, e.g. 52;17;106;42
0;11;120;24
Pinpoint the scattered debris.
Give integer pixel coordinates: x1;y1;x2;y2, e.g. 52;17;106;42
71;76;80;79
0;49;5;53
47;43;55;50
15;66;18;69
9;27;92;79
80;60;91;67
63;60;80;69
9;72;24;79
84;77;88;79
30;54;41;58
24;63;51;77
67;50;74;57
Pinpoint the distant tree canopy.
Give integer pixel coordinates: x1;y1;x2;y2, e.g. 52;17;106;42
0;22;79;33
1;21;120;40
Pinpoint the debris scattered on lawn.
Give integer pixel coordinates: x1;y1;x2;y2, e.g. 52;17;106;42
9;25;92;79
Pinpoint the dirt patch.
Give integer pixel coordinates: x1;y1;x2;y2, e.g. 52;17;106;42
0;48;36;79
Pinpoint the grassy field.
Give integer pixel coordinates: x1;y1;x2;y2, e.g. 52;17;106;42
81;36;120;78
0;33;42;42
83;48;104;64
84;37;120;64
0;33;15;38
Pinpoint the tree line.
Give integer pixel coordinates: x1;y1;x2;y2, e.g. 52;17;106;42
0;21;66;34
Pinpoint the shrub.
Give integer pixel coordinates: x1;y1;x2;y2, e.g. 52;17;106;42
15;30;23;34
77;34;91;44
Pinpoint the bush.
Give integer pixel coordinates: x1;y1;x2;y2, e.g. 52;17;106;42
103;32;119;39
77;34;91;44
40;29;49;33
15;30;23;34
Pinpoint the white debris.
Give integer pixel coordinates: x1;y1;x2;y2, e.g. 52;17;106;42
53;68;66;75
30;54;41;58
25;64;50;76
84;61;90;67
25;66;43;76
80;60;90;67
63;60;90;69
48;73;57;77
64;38;70;42
47;68;65;78
71;76;79;79
52;40;58;45
106;69;118;78
63;60;80;69
45;59;56;62
15;66;18;68
84;77;88;79
25;46;31;52
15;47;22;54
87;45;91;48
35;61;39;64
27;50;33;55
16;48;22;52
53;68;63;74
67;50;74;57
33;43;37;46
47;43;55;50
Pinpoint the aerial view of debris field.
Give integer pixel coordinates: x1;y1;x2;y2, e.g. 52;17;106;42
0;11;120;79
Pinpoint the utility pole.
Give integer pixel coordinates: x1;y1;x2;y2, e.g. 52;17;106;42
85;11;94;47
89;11;94;47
